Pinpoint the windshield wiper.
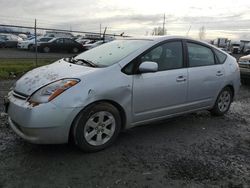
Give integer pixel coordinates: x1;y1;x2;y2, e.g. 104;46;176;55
74;58;97;67
63;56;75;63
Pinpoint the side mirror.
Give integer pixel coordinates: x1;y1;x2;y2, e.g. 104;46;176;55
139;61;158;73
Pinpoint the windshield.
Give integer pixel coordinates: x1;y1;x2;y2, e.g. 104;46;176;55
75;39;152;67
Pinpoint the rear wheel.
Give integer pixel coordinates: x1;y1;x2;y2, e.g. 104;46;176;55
43;46;50;53
210;87;233;116
71;102;121;152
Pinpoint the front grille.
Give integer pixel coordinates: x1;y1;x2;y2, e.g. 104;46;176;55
239;64;250;69
12;90;29;100
239;61;250;69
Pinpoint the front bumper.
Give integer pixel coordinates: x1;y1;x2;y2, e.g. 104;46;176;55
7;94;82;144
17;44;28;49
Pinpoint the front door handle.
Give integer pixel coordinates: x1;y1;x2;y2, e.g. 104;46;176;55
176;76;186;82
216;71;223;77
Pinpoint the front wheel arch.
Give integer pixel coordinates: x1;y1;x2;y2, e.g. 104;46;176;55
68;100;127;143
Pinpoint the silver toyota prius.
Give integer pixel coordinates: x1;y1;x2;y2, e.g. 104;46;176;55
6;36;241;152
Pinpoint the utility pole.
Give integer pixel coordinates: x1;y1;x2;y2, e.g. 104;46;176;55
186;25;191;36
100;23;102;36
103;27;107;42
162;13;166;35
34;19;37;67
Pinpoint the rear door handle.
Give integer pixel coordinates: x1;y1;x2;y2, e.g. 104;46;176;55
176;76;186;82
216;71;223;77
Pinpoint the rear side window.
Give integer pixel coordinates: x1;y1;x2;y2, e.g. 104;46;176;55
187;42;215;67
214;49;227;64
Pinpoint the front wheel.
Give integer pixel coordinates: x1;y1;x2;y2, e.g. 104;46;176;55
210;87;233;116
71;103;121;152
43;46;50;53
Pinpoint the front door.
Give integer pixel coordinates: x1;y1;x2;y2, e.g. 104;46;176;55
132;41;188;123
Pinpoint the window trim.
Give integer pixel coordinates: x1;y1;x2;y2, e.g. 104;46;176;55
184;40;218;68
122;39;186;75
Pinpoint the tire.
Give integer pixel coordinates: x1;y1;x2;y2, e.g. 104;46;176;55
72;47;79;53
43;46;50;53
1;43;6;48
210;87;233;116
71;102;121;152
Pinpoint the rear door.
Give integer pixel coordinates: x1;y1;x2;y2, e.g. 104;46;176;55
185;41;225;108
132;40;188;122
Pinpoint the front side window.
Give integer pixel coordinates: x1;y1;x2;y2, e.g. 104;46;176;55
187;43;215;67
140;41;183;71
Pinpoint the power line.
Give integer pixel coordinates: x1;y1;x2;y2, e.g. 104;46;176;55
0;23;131;37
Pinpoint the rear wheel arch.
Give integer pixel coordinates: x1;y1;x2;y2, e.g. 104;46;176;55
211;86;233;116
224;84;234;99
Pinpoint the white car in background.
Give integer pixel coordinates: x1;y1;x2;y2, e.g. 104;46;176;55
0;33;23;48
17;37;53;50
83;40;107;50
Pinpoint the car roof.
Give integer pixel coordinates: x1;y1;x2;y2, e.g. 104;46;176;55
123;35;189;41
122;35;215;47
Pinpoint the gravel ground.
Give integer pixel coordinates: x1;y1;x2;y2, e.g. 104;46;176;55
0;48;75;59
0;82;250;188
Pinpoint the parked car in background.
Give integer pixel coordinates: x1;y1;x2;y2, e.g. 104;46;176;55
44;31;74;38
238;55;250;82
0;33;23;48
17;37;53;50
37;37;83;53
243;44;250;55
82;40;106;50
18;34;28;40
0;38;6;48
6;36;240;152
230;42;240;54
75;37;92;45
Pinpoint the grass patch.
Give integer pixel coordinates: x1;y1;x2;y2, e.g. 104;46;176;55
0;59;57;79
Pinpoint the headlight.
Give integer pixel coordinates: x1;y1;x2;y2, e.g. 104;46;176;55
28;78;80;105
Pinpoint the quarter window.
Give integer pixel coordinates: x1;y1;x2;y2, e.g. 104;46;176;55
141;41;183;71
187;43;215;67
214;49;227;64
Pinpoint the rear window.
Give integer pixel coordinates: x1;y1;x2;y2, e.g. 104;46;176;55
214;49;227;64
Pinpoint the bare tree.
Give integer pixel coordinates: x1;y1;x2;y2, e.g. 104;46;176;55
199;26;206;40
152;27;164;36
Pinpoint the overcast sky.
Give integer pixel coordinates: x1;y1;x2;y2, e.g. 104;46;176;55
1;0;250;40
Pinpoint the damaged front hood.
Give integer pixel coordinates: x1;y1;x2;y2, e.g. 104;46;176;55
14;59;95;96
